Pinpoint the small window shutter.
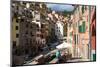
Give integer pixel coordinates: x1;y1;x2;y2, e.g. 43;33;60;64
79;21;85;33
74;34;76;44
79;25;82;32
82;21;86;32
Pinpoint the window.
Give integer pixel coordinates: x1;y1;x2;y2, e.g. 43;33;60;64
79;21;86;33
16;6;18;10
42;24;46;28
30;32;33;36
26;31;28;34
92;25;96;36
79;25;82;32
13;41;16;48
30;40;32;45
16;26;18;30
26;24;28;27
56;26;58;29
16;19;18;23
77;34;78;44
82;6;85;14
25;39;28;43
41;24;44;28
82;21;86;32
30;25;33;28
21;18;24;22
74;34;76;44
74;34;78;45
57;30;60;32
16;34;19;38
36;20;40;22
70;32;72;36
36;24;39;27
41;35;44;38
37;34;40;37
37;28;40;31
64;24;67;36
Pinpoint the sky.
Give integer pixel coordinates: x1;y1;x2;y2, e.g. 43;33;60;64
46;3;75;12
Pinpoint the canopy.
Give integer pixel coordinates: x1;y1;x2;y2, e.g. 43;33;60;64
56;41;72;49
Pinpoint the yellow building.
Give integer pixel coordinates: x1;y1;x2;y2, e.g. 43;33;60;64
12;17;20;47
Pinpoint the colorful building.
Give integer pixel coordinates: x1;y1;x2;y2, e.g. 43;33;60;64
71;5;94;60
12;1;49;56
90;6;96;61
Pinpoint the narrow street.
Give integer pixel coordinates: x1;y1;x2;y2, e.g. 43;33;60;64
24;41;73;65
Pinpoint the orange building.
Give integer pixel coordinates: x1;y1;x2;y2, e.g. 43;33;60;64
71;5;92;60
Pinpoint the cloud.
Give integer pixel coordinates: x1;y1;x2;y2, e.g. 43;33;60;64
46;3;74;11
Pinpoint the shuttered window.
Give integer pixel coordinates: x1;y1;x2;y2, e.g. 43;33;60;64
79;21;86;33
70;32;72;36
82;21;86;32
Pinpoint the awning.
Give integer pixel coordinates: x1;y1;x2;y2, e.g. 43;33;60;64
56;42;72;49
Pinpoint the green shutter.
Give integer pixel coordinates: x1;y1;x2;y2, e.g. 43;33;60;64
79;25;82;32
82;6;84;14
79;21;86;33
93;54;96;61
82;21;86;32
